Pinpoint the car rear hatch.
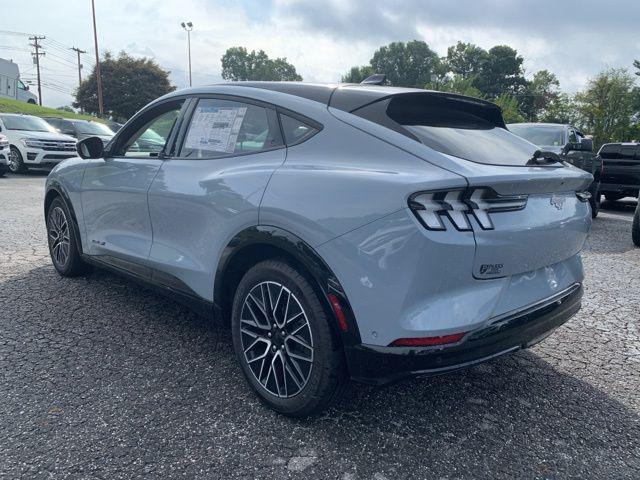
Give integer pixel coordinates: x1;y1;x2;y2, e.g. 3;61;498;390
348;91;593;279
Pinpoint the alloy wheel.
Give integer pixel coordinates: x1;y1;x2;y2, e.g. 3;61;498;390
240;281;314;398
7;148;20;172
48;206;70;267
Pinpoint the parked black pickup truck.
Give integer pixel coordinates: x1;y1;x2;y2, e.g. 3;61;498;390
507;123;603;217
597;143;640;201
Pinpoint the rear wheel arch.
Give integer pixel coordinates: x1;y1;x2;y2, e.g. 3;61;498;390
214;226;361;346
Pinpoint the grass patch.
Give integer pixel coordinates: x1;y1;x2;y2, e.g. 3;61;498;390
0;97;106;122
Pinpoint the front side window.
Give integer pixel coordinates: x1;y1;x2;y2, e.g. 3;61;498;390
180;99;280;158
74;121;114;136
568;129;578;144
119;102;183;157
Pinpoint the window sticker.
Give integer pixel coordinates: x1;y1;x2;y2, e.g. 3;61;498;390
184;105;248;153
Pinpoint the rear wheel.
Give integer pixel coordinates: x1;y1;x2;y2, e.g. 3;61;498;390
231;259;347;417
605;193;624;202
46;197;91;276
8;146;27;174
633;202;640;247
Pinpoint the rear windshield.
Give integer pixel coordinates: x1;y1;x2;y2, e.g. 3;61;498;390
508;124;565;147
355;94;538;166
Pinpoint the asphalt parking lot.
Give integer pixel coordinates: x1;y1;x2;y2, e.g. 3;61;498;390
1;171;639;480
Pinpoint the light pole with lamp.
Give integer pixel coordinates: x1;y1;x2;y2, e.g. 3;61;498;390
181;21;193;87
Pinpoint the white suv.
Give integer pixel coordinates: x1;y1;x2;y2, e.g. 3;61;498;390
0;134;9;177
0;114;76;173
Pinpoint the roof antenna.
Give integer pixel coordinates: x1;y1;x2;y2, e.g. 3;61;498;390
360;74;387;85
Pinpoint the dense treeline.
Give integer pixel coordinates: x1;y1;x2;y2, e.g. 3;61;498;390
342;40;640;149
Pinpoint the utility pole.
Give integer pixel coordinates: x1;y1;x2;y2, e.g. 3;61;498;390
29;35;45;106
91;0;104;115
181;22;193;87
71;46;86;87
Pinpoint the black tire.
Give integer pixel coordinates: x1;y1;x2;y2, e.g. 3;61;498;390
46;197;91;277
605;193;624;202
590;191;600;218
231;259;347;417
632;202;640;247
27;99;36;104
8;146;27;174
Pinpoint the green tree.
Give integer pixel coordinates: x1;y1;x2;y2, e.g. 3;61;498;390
341;65;374;83
74;52;175;120
221;47;302;81
369;40;442;87
427;74;485;99
475;45;527;98
574;68;636;148
520;70;561;121
633;59;640;76
493;93;524;123
446;42;487;78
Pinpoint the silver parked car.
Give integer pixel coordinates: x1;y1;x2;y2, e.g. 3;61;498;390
44;82;593;416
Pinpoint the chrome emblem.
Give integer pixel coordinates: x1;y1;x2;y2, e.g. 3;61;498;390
550;194;565;210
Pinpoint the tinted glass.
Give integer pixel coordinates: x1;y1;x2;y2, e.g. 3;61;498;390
120;102;183;157
280;114;317;145
507;124;565;147
180;99;280;158
0;115;57;133
600;144;640;160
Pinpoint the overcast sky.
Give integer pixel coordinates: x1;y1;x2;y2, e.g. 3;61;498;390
1;0;638;108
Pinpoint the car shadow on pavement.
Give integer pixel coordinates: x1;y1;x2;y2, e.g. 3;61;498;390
1;264;638;479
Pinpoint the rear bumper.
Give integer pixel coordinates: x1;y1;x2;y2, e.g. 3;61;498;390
345;283;582;385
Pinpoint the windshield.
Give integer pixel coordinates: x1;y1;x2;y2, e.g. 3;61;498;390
508;124;565;147
0;115;57;133
73;121;114;135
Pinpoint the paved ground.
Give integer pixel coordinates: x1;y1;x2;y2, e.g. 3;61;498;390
1;171;639;480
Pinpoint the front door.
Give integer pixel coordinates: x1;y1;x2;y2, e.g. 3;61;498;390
80;99;185;264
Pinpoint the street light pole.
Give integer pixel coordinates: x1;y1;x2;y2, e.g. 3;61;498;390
181;22;193;87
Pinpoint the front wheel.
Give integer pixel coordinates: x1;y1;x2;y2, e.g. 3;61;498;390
46;197;91;277
8;146;27;174
231;259;347;417
0;164;6;177
632;202;640;247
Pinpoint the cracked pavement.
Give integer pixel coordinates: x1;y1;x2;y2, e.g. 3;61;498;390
0;171;639;479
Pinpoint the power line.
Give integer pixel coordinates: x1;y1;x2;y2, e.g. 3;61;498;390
71;47;86;87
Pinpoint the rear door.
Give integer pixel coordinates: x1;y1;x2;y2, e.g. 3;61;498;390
81;99;185;264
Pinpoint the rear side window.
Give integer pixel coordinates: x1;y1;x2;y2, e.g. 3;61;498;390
279;114;318;145
354;94;538;166
600;144;640;160
180;99;282;158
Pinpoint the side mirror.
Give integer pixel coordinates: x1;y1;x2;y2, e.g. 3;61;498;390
25;85;29;91
77;136;104;159
579;138;593;152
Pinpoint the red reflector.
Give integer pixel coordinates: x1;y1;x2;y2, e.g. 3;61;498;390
327;294;348;332
390;332;466;347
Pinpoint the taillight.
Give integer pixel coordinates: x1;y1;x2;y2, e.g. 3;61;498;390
409;187;528;231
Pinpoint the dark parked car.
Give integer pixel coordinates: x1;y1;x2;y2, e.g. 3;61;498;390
44;117;114;145
106;121;124;133
597;143;640;202
508;123;602;217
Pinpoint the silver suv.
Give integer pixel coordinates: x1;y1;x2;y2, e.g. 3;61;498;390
45;83;593;416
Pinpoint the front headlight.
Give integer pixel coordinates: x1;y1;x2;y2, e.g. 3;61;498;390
20;138;43;148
